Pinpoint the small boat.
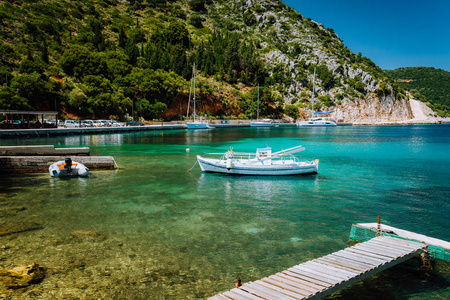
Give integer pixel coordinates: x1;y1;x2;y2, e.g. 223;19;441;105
49;158;89;177
186;116;213;129
250;85;273;127
197;145;319;176
296;67;337;127
186;63;211;130
250;118;273;127
297;114;337;127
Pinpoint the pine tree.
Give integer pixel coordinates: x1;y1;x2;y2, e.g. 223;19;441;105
118;27;127;49
27;48;33;61
41;39;49;64
125;41;139;66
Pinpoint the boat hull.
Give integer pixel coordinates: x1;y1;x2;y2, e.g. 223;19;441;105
186;121;209;129
297;121;336;127
197;156;318;176
250;122;273;127
49;161;89;177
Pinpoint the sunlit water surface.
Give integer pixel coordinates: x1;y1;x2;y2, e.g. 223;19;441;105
0;125;449;299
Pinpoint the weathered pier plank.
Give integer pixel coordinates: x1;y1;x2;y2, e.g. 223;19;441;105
209;236;427;299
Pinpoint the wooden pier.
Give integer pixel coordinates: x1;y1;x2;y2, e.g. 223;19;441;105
209;236;427;300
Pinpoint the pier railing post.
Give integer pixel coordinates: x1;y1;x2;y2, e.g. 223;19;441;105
377;216;381;237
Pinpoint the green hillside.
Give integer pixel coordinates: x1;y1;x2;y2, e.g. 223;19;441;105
386;67;450;117
0;0;407;121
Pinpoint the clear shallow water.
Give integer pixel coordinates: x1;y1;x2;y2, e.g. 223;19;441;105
0;125;449;299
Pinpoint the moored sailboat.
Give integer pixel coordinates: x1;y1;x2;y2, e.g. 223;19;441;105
297;67;337;127
186;63;211;129
250;85;273;127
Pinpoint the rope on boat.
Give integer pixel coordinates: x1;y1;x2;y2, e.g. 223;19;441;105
187;160;198;172
112;157;119;169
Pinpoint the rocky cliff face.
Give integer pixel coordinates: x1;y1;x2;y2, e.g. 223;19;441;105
334;97;413;123
223;0;434;123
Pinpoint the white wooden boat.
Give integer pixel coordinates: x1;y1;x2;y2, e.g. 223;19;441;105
49;158;89;177
197;145;318;175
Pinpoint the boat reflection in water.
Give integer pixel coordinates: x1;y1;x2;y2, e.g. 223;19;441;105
197;171;319;204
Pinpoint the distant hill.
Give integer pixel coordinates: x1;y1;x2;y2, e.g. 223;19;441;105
386;67;450;117
0;0;419;122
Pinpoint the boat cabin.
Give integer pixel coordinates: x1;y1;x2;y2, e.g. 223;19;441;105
256;147;272;164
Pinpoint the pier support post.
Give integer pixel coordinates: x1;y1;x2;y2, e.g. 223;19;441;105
234;277;241;288
376;216;381;236
421;246;432;275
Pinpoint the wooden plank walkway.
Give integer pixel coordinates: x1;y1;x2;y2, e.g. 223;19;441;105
209;236;426;300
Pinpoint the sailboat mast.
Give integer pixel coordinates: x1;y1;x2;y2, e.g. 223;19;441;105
312;67;316;116
193;62;196;121
257;84;260;121
186;73;192;119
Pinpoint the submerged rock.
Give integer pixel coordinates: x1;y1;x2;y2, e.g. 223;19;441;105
0;206;26;217
71;230;105;241
0;263;45;289
0;222;42;236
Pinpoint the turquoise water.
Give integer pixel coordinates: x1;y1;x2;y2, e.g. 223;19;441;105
0;125;449;299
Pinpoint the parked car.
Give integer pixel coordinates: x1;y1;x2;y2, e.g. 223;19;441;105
92;120;103;127
111;120;125;127
81;120;93;127
63;120;80;128
98;120;111;127
49;120;64;126
127;121;144;126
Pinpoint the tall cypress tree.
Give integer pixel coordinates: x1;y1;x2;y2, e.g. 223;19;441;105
118;27;128;49
27;48;33;61
125;41;139;66
41;38;49;64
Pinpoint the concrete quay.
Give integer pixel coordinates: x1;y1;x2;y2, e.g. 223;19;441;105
0;124;186;138
0;145;90;156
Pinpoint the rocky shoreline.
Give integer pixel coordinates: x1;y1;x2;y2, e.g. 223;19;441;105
1;98;448;140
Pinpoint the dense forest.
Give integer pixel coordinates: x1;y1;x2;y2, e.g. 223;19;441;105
0;0;285;121
0;0;434;122
386;67;450;117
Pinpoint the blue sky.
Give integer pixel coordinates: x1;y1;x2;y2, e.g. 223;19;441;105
283;0;450;71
